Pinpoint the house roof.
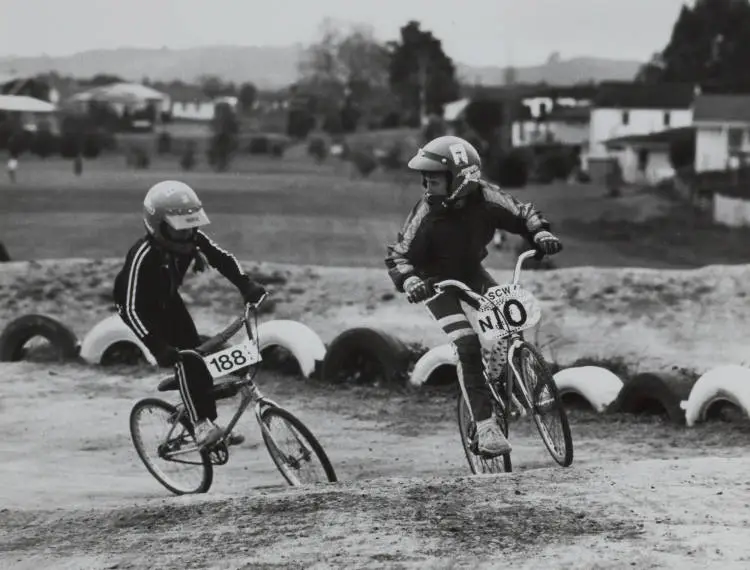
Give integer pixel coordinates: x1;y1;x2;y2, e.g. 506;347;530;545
0;94;56;113
594;81;696;110
444;98;470;121
693;94;750;123
68;82;168;104
603;126;695;148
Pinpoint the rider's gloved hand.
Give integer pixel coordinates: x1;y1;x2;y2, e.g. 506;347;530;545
154;344;181;368
403;276;435;304
532;230;563;256
240;279;267;304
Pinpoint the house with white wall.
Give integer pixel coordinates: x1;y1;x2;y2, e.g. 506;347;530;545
602;126;694;185
511;85;594;148
587;81;696;181
693;93;750;172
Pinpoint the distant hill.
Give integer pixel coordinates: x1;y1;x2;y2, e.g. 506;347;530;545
0;46;643;89
457;57;642;86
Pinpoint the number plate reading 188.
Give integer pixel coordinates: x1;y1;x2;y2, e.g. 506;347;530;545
204;340;262;379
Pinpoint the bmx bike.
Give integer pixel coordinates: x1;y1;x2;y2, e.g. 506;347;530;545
129;294;338;495
430;249;574;475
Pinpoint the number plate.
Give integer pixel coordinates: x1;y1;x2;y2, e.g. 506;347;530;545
463;284;542;343
203;340;262;379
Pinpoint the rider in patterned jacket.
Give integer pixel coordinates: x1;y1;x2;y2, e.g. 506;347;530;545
113;180;266;448
385;136;563;457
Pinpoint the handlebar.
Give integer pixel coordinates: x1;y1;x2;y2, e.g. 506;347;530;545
194;292;269;355
429;249;539;309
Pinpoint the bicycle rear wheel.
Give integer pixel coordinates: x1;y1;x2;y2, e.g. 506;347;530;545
457;394;512;474
259;406;338;486
515;342;574;467
130;397;213;495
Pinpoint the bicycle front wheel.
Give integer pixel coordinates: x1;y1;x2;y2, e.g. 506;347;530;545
515;343;574;467
457;394;512;474
129;397;213;495
259;406;338;486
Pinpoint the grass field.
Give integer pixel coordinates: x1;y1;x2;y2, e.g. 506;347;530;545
3;152;750;269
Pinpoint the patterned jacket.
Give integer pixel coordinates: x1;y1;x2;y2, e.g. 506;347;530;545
385;180;550;292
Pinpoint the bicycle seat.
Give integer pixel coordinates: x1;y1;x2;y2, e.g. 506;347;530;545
157;376;179;391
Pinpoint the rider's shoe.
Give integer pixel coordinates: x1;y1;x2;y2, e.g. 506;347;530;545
194;419;224;448
476;417;512;456
226;432;245;446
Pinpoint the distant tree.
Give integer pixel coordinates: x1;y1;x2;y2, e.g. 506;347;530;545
207;102;239;171
298;20;391;132
238;82;258;114
639;0;750;91
387;20;460;125
85;74;125;86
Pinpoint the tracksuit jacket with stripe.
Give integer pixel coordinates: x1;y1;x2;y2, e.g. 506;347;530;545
112;231;252;359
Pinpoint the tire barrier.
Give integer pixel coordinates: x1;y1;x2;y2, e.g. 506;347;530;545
408;343;458;388
0;241;10;262
607;371;697;425
552;366;624;413
256;319;327;379
321;326;413;386
79;314;326;376
0;314;80;362
680;365;750;426
79;314;157;366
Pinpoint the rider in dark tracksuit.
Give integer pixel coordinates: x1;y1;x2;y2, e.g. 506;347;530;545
385;136;563;456
113;180;265;448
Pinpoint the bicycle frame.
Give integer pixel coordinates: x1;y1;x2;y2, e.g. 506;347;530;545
431;249;542;423
158;294;292;459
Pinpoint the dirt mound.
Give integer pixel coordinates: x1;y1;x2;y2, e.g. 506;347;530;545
4;457;750;569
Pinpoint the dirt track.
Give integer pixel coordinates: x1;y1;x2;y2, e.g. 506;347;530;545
1;359;750;569
2;258;750;568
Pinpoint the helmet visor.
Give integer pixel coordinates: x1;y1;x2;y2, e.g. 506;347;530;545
165;208;210;230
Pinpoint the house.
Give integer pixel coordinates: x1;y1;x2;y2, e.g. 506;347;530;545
0;94;58;134
693;93;750;172
158;83;214;121
66;82;171;130
587;81;696;181
512;105;590;148
602;126;694;185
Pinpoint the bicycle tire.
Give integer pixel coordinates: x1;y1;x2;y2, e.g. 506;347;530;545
456;394;512;474
259;406;338;486
515;342;574;467
129;397;214;495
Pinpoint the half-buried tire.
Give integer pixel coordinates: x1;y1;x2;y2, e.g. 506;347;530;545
607;371;696;425
0;241;10;262
321;327;412;386
0;314;79;362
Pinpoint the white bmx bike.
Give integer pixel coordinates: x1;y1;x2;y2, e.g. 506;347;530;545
431;249;574;474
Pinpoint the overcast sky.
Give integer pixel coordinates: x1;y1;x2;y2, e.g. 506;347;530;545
0;0;689;67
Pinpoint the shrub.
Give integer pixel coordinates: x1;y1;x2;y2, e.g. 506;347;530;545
247;135;270;155
350;148;378;177
379;140;406;171
307;136;328;163
157;131;172;155
180;141;197;171
497;149;529;188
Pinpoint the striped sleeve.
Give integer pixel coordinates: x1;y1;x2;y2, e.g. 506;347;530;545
384;200;430;292
481;181;550;239
119;240;156;344
195;231;248;288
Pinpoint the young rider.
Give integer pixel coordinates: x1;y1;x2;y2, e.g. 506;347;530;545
385;136;563;457
113;180;266;448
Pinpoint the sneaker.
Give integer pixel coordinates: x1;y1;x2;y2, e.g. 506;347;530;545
193;419;224;448
226;432;245;446
475;417;512;456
